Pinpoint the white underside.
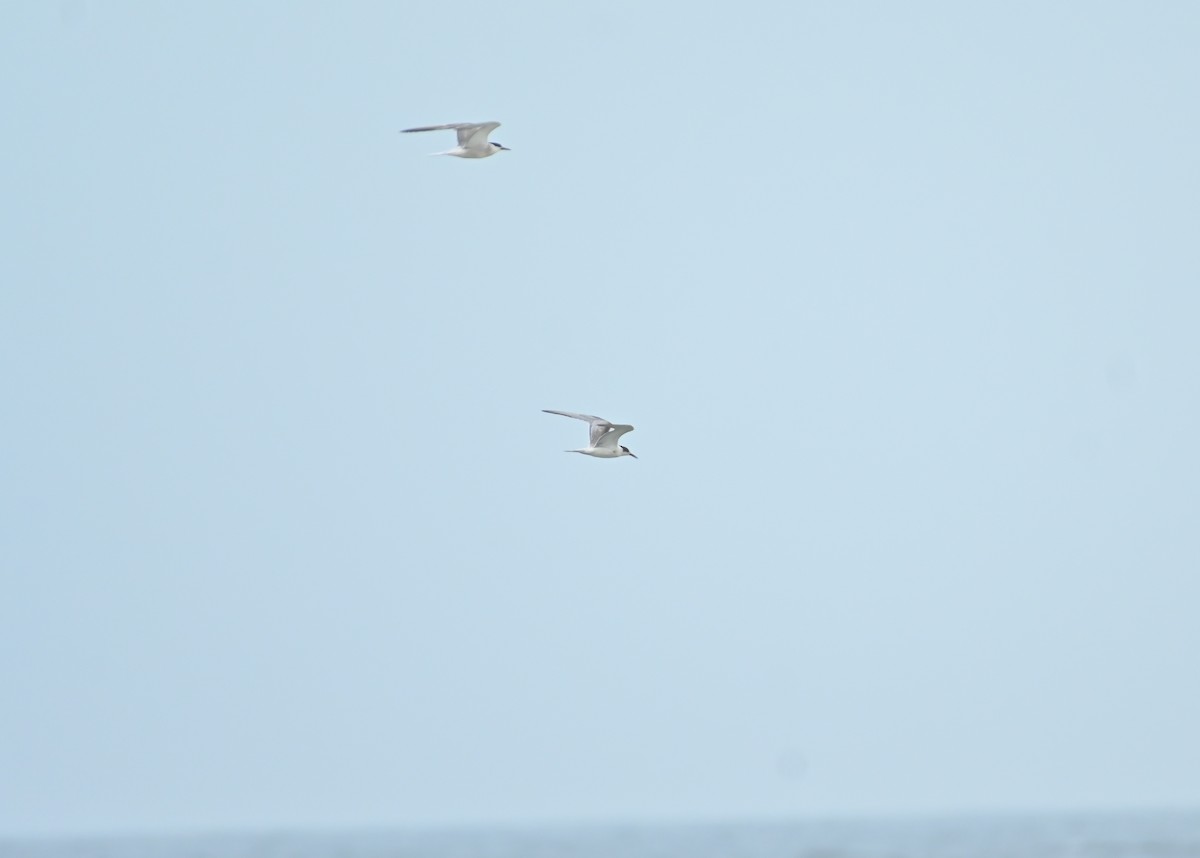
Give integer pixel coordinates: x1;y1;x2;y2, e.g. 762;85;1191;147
570;448;628;458
438;146;497;159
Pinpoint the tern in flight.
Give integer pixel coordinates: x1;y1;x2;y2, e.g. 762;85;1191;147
400;121;510;158
543;410;637;459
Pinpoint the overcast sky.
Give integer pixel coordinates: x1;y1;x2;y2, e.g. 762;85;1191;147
2;0;1198;839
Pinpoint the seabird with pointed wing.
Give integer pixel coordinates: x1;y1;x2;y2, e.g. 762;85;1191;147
543;410;637;459
401;121;510;159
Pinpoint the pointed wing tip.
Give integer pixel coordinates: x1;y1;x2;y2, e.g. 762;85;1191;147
401;123;462;133
542;409;590;419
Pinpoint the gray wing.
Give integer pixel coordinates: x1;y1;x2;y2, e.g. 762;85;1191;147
461;121;500;147
400;122;499;146
542;409;611;447
593;424;634;450
401;123;468;134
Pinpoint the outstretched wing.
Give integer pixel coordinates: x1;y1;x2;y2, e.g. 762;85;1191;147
462;121;500;147
401;123;467;134
400;122;500;147
542;409;610;447
593;424;634;450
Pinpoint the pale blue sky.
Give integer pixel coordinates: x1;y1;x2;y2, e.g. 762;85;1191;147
2;0;1199;838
